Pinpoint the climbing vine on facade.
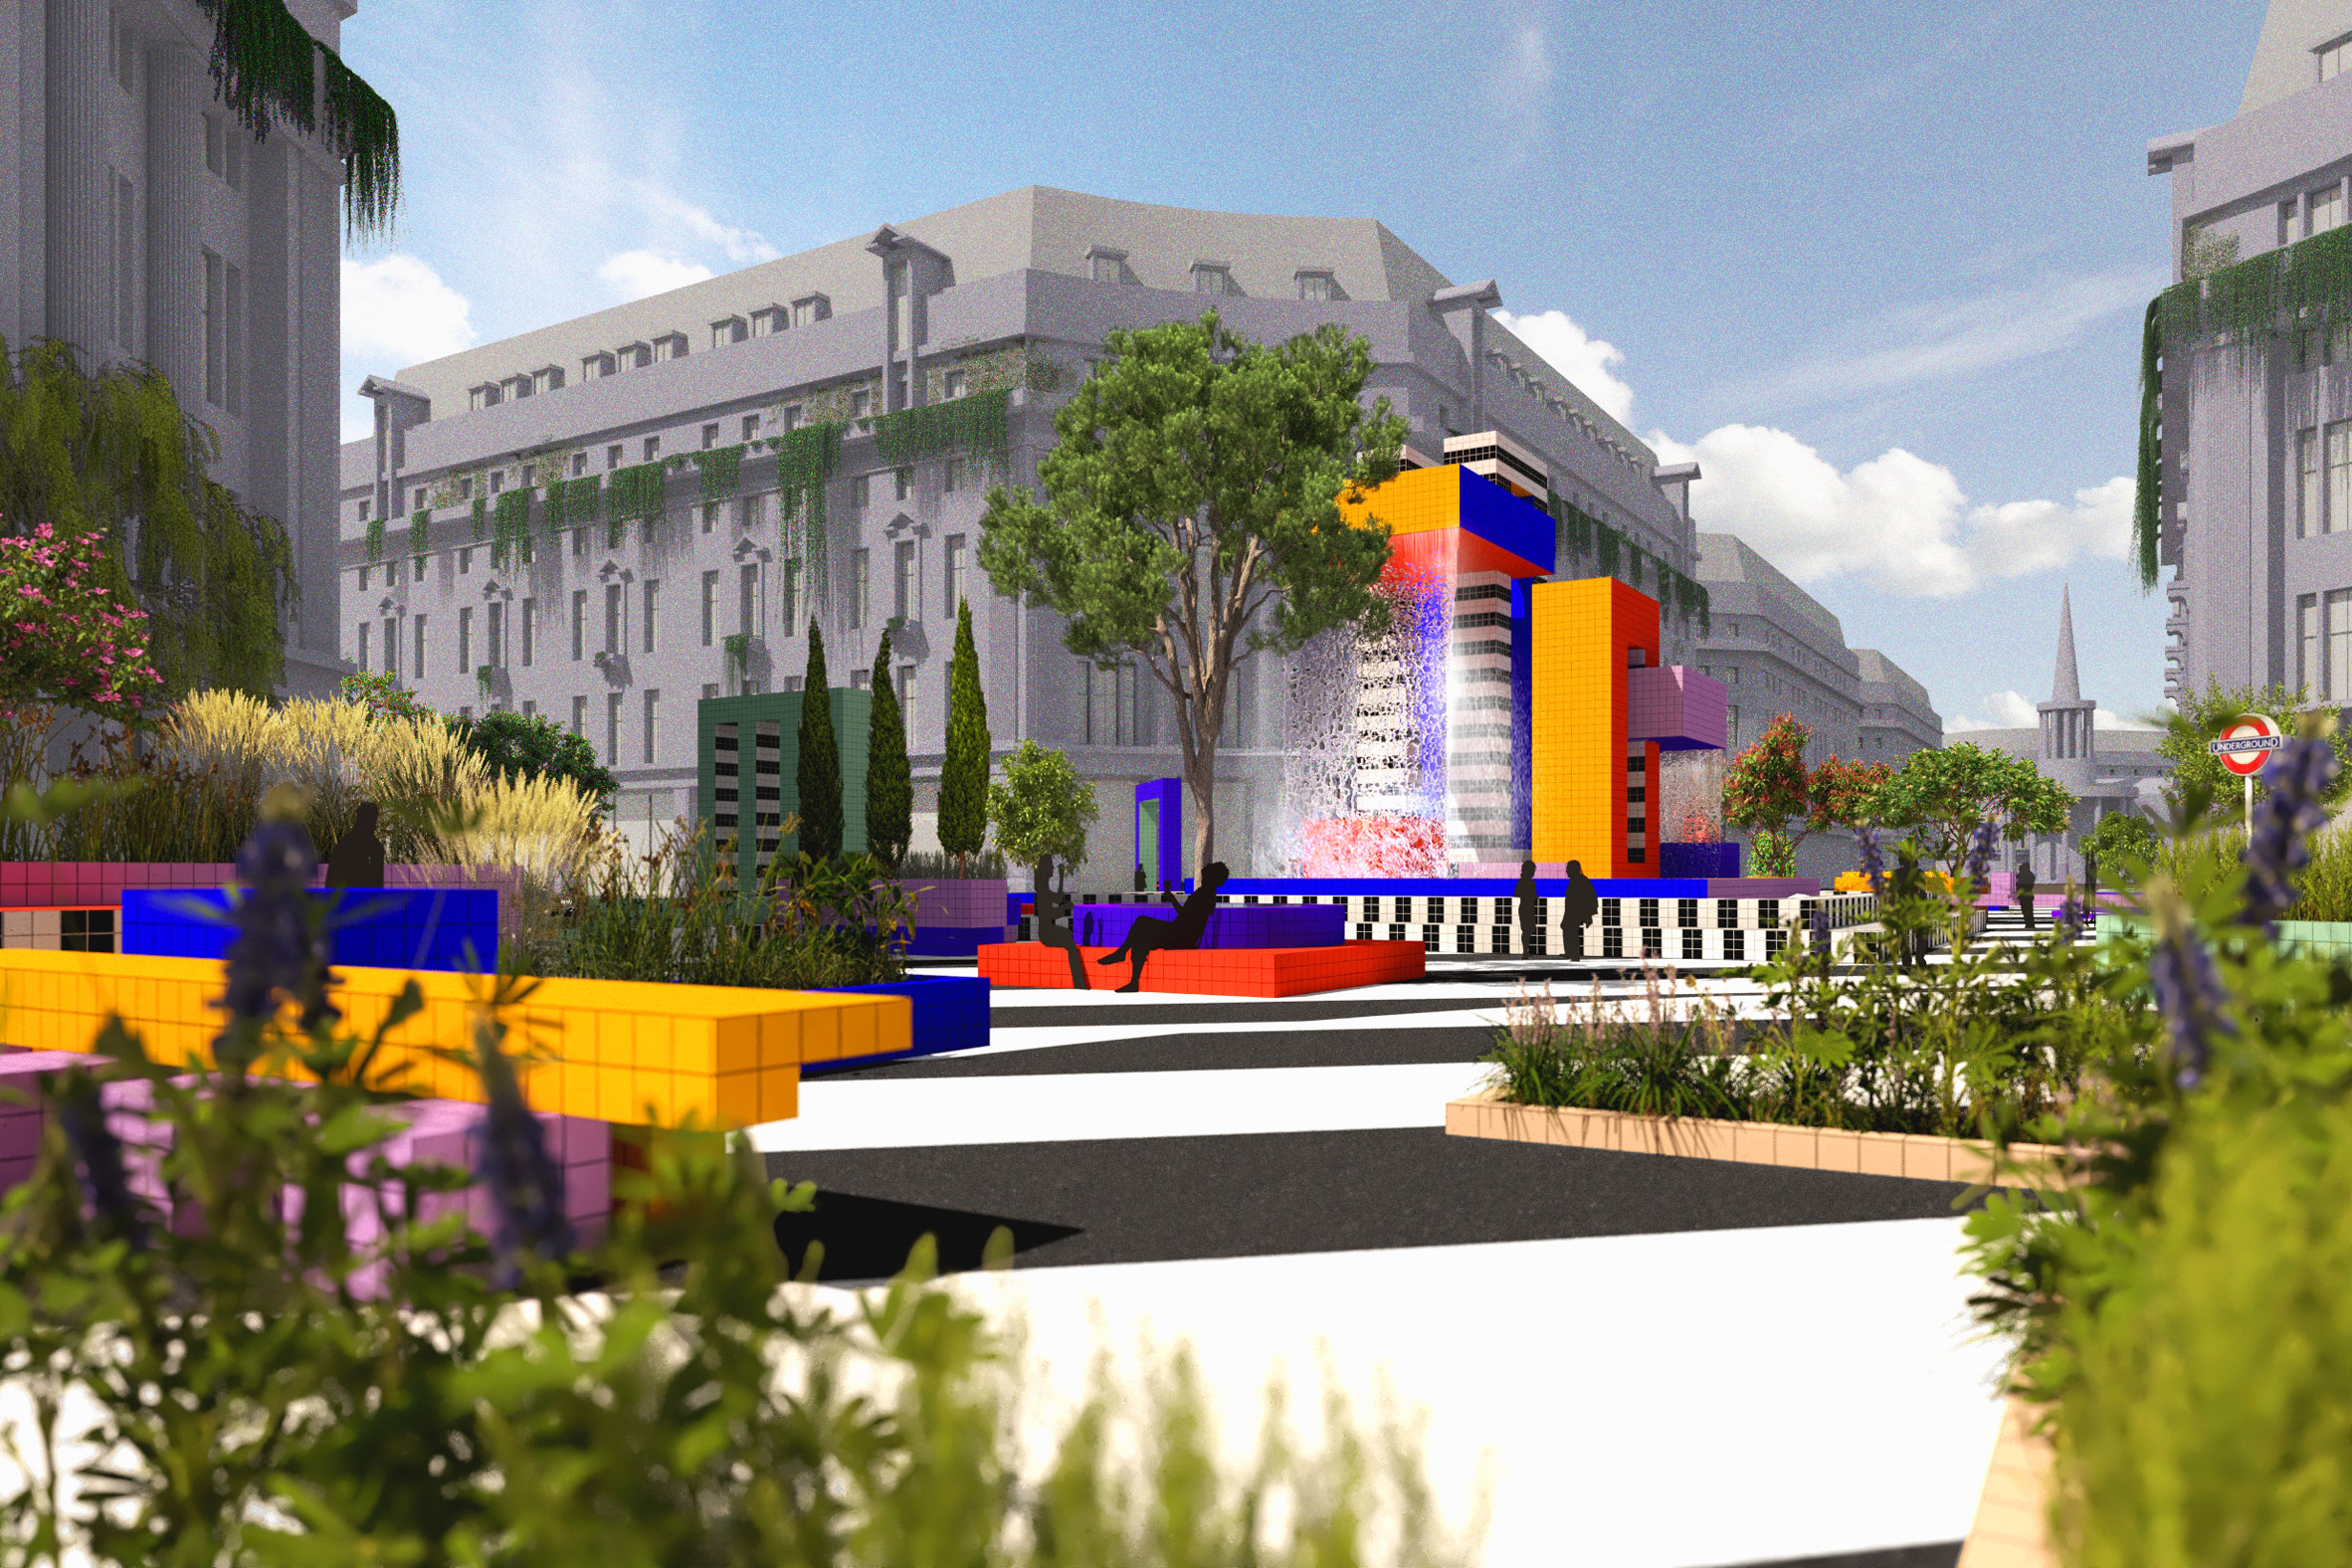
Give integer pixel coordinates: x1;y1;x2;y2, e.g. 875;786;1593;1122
490;490;530;568
408;507;428;564
772;422;843;614
191;0;400;241
694;445;742;505
364;512;384;564
873;386;1011;474
609;462;666;542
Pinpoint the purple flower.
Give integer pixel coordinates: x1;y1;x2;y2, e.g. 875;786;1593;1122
473;1037;574;1286
2149;920;2233;1089
2052;893;2086;942
1962;820;1998;889
53;1081;143;1247
1858;825;1885;898
2242;733;2339;928
215;820;336;1064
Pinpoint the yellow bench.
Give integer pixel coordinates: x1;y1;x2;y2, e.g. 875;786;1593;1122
0;950;910;1127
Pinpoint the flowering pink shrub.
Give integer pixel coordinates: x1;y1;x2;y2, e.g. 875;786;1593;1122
0;523;160;715
1299;815;1448;878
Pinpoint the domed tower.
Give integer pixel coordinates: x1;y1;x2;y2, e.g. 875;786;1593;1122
2037;586;2098;797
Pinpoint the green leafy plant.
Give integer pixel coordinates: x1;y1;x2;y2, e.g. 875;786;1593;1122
2157;676;2352;813
693;443;743;503
939;599;991;876
2083;809;2158;878
872;386;1011;471
446;708;618;812
192;0;400;240
795;623;843;861
408;505;430;564
987;738;1097;874
1867;740;2072;873
490;487;530;567
1720;713;1889;871
978;312;1404;877
339;671;436;724
865;629;912;869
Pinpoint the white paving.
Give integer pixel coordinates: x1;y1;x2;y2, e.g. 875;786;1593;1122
928;1006;1511;1058
752;1062;1494;1152
946;1219;2007;1568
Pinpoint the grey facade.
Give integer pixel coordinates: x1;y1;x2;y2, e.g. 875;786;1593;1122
342;186;1698;875
1855;650;1941;766
1960;589;2170;880
2147;0;2352;703
3;0;350;696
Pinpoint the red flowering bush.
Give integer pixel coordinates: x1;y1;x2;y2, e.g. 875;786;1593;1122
0;522;160;716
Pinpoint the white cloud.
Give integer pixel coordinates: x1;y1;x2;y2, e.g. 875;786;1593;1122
596;249;716;301
1488;22;1554;163
340;254;478;368
1946;691;2039;732
1492;308;1636;425
2097;707;2166;731
627;181;780;266
1650;424;2134;598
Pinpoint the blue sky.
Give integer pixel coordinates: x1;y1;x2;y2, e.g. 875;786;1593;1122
333;0;2270;735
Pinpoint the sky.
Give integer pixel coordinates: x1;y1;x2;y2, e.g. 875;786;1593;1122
331;0;2274;737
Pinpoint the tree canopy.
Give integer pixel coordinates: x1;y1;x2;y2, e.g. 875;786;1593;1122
445;709;619;812
976;312;1406;875
986;739;1098;873
1867;741;2072;869
864;629;911;869
1720;714;1890;872
795;624;842;861
938;601;990;874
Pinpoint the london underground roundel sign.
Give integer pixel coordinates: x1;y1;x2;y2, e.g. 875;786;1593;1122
2209;713;2283;777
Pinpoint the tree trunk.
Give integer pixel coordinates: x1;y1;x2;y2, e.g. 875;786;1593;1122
1187;755;1216;883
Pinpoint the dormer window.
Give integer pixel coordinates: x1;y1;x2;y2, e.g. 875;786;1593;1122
531;364;564;395
1191;262;1234;295
652;332;687;363
1295;270;1341;302
749;305;783;337
1087;246;1128;284
790;293;830;326
615;341;650;370
710;315;747;348
2321;32;2351;82
469;383;500;411
581;350;615;381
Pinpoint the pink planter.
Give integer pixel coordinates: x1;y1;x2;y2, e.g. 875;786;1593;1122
897;878;1009;928
0;861;524;908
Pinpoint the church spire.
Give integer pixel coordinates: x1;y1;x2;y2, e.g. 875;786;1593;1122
2051;585;2082;704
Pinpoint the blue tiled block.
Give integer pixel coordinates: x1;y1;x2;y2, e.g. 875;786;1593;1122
809;976;991;1074
120;888;499;973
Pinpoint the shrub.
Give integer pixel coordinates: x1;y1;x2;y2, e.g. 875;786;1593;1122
794;623;843;861
987;738;1097;875
446;707;619;811
864;627;911;868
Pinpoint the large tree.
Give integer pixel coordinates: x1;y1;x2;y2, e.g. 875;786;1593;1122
794;623;842;861
1867;741;2072;871
937;599;990;876
1720;714;1890;875
864;629;911;869
977;312;1406;877
0;339;294;699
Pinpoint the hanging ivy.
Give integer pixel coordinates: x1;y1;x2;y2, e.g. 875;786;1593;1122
694;445;744;504
363;512;384;564
773;423;843;614
490;490;530;568
541;479;566;533
1595;523;1620;581
408;507;429;563
189;0;400;242
871;387;1012;474
610;461;667;540
470;495;488;542
2134;296;2165;591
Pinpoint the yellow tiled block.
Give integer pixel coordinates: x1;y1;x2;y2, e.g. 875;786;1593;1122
0;950;905;1129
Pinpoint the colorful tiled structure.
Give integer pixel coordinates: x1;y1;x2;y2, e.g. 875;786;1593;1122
696;689;874;885
122;888;500;972
977;938;1425;998
1070;901;1345;950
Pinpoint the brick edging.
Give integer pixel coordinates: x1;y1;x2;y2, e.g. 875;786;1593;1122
1444;1089;2068;1183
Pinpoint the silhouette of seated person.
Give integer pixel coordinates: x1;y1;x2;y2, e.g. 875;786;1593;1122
1098;861;1229;993
1514;859;1543;954
324;801;386;888
1560;860;1599;960
1031;854;1087;991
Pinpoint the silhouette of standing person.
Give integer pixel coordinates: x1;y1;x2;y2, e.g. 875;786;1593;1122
324;801;386;887
2015;860;2038;930
1133;861;1146;892
1889;846;1926;968
1561;860;1600;960
1098;862;1229;993
1514;859;1543;955
1032;854;1087;991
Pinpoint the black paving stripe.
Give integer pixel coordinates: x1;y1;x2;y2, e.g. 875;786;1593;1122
990;995;1503;1030
819;1026;1500;1079
1705;1544;1961;1568
766;1127;1985;1276
774;1191;1080;1281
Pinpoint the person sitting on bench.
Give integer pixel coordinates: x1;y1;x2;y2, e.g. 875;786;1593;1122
1097;862;1229;993
1032;853;1087;991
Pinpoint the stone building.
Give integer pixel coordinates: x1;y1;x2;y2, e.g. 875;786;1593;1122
2;0;355;695
341;186;1703;873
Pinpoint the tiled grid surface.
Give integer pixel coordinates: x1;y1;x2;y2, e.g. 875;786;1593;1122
978;940;1427;997
0;950;910;1126
1627;663;1729;751
1530;577;1660;877
1;907;116;952
815;976;991;1067
122;888;500;972
1068;902;1345;951
1955;1400;2057;1568
0;863;521;905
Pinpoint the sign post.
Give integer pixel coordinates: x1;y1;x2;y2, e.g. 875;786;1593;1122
2209;714;2283;840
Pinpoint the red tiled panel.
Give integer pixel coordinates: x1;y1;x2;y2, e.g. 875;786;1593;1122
978;940;1425;998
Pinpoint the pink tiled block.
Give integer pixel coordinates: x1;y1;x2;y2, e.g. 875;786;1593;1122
0;1051;107;1199
1627;666;1728;751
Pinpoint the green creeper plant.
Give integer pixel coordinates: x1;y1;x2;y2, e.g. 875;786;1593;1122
338;671;436;725
977;311;1405;876
2158;675;2352;813
192;0;400;241
986;738;1097;874
445;708;618;811
0;337;294;699
865;629;912;870
795;621;843;861
1866;740;2072;873
938;599;991;876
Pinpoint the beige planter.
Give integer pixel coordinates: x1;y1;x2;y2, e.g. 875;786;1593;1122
1444;1088;2068;1184
1957;1396;2055;1568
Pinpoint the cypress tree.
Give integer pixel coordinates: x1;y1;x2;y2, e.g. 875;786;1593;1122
938;598;991;876
864;629;912;868
794;620;843;861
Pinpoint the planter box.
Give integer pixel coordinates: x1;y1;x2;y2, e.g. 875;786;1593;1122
1070;901;1344;950
980;939;1424;998
810;975;990;1072
895;878;1011;958
1957;1396;2056;1568
122;888;500;972
1443;1089;2067;1184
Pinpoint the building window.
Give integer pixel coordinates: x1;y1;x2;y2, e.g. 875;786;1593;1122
2331;420;2352;537
2321;33;2351;81
607;444;624;471
414;615;428;676
522;699;536;718
223;262;244;415
2282;199;2301;248
355;623;370;673
851;549;871;630
739;563;758;636
606;692;622;765
894;540;915;621
942;369;967;400
701;501;717;534
893;468;912;502
851;474;871;507
571;694;586;737
204;113;223;177
457;607;472;672
487;601;505;670
1192;263;1232;294
201;250;223;405
2302;428;2323;536
945;533;967;615
520;598;534;668
700;571;718;646
942;457;964;494
1296;271;1336;301
489;469;502;495
851;669;869;690
784;403;804;431
849;389;872;422
459;546;472;575
2316;183;2344;237
740;413;759;443
897;665;915;737
643;436;661;463
710;317;745;349
780;559;800;632
111;19;135;90
2332;589;2352;700
643;579;659;653
1087;662;1138;746
2302;594;2321;694
643;689;660;764
383;618;398;679
358;564;371;594
569;590;586;662
605;584;623;656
